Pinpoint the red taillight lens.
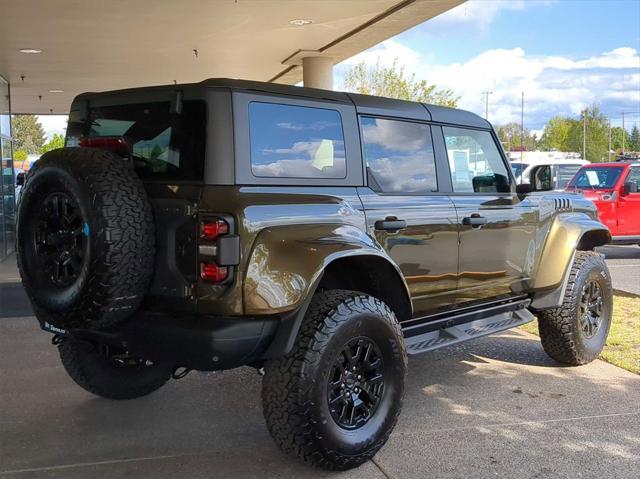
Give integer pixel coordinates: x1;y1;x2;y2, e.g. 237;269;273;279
200;262;228;282
200;219;229;241
79;136;130;156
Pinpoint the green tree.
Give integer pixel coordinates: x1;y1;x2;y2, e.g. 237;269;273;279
629;125;640;152
12;115;45;154
344;59;459;107
610;126;626;152
40;133;65;153
496;122;537;151
539;106;610;162
13;149;28;163
580;105;609;162
539;116;573;151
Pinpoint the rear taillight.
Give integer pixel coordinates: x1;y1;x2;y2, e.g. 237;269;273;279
79;136;130;156
199;218;233;283
200;219;229;241
200;262;228;282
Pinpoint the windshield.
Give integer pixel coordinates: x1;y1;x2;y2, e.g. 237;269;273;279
510;162;528;177
569;166;624;190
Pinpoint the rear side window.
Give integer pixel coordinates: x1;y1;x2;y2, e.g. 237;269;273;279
67;100;206;181
443;127;511;193
361;117;437;193
248;102;346;178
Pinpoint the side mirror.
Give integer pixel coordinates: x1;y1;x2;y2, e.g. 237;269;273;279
531;165;553;191
516;183;533;195
15;172;25;186
622;181;638;196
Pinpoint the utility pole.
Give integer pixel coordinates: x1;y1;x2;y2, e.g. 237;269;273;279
622;111;626;154
583;110;587;162
608;119;612;162
482;91;493;120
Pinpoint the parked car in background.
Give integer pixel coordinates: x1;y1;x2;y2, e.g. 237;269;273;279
566;161;640;245
511;157;588;190
14;168;25;203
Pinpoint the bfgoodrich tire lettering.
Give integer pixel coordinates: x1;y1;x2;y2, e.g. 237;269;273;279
16;148;155;330
262;290;407;470
537;251;613;365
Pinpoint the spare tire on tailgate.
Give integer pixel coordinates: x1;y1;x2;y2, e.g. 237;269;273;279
16;147;155;330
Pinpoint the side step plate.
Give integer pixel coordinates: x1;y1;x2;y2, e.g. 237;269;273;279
404;309;535;356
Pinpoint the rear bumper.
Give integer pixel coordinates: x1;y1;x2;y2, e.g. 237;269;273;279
44;312;279;371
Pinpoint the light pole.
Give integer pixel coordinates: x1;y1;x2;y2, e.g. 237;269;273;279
520;91;524;180
482;91;493;120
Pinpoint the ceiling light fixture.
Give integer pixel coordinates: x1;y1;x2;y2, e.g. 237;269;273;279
289;19;313;26
49;89;64;93
19;48;42;54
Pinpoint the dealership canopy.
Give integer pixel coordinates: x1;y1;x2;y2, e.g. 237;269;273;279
0;0;462;114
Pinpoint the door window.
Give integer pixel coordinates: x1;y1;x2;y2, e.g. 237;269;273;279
248;102;346;179
443;127;511;193
625;167;640;192
555;164;583;189
361;117;437;193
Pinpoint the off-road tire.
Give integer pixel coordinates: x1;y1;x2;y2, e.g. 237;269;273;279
58;337;172;400
16;147;155;330
262;290;407;470
537;251;612;365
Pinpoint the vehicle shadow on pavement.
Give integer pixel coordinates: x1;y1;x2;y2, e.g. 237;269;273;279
2;319;639;479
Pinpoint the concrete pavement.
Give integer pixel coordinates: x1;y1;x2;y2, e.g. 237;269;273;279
1;316;638;479
598;245;640;296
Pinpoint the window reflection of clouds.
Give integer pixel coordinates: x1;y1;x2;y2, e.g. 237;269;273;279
361;117;437;193
249;103;346;179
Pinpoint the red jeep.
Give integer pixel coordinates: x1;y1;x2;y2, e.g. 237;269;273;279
566;162;640;245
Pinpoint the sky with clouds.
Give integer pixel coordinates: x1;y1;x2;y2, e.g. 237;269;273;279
38;0;640;140
335;0;640;137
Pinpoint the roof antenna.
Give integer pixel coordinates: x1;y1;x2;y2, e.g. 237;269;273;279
38;95;42;101
193;49;199;59
20;74;25;82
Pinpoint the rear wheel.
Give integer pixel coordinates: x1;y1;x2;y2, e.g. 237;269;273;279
58;336;173;400
537;251;613;365
262;290;407;470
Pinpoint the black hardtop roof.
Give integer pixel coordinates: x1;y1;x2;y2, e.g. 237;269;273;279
74;78;491;129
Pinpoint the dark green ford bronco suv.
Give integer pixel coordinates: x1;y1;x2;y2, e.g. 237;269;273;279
17;79;613;470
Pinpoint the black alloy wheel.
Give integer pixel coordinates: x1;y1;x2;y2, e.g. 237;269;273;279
327;337;385;430
35;192;87;288
578;280;604;339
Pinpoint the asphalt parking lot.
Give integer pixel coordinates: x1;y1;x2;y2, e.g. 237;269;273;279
1;250;639;478
597;245;640;296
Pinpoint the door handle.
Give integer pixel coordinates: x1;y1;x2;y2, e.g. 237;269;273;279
462;214;487;227
374;217;407;231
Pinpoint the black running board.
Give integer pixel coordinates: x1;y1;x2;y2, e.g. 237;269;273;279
403;302;534;356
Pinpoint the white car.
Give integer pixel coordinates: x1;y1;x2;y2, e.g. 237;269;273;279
510;158;589;190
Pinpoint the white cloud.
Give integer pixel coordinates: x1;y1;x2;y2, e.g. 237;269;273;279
37;115;68;141
338;42;640;130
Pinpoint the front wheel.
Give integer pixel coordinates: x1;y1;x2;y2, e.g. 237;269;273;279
58;337;173;400
537;251;613;365
262;290;407;470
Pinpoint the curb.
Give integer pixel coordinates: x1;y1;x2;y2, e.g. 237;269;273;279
613;288;640;299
